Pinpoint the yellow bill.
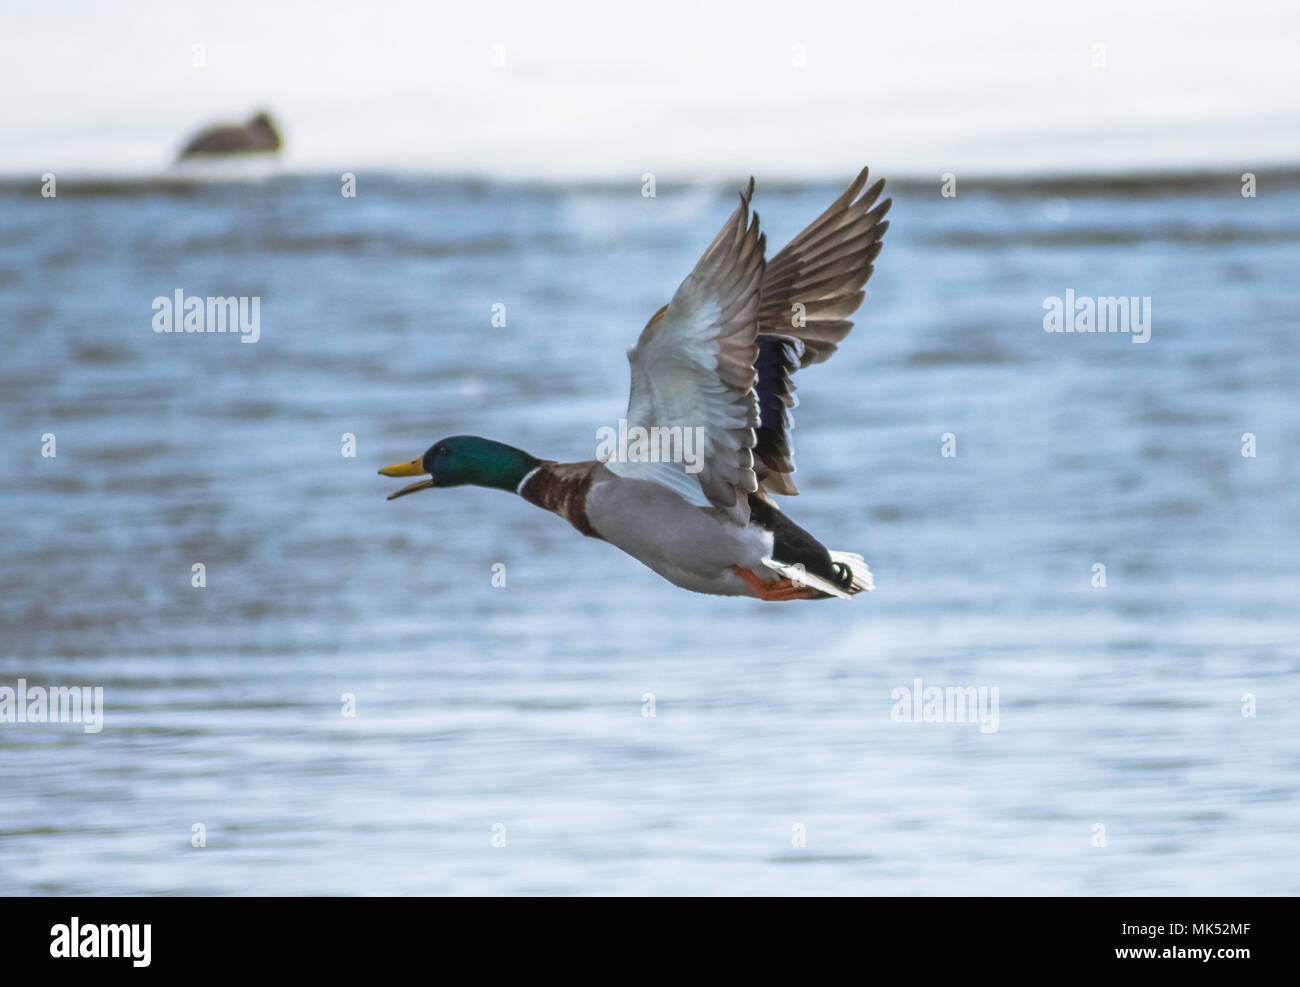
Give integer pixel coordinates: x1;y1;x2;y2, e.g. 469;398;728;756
379;457;433;500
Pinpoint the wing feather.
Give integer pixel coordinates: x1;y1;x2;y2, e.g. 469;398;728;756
752;168;891;495
611;180;766;524
610;168;890;513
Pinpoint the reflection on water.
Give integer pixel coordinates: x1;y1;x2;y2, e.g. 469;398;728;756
1;171;1298;895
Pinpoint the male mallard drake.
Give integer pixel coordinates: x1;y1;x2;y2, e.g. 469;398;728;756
381;168;890;601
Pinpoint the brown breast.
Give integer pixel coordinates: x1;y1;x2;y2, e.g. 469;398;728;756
518;461;603;539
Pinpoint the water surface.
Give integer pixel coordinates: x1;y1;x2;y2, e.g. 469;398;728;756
1;171;1297;894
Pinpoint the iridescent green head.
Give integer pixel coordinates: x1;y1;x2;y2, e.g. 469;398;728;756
380;436;540;499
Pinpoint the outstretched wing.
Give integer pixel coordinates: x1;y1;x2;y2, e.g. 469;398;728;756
609;180;767;525
752;167;890;495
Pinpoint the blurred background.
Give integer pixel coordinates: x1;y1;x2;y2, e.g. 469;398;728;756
1;0;1298;895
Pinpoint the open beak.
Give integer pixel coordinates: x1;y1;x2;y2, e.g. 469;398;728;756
379;457;434;500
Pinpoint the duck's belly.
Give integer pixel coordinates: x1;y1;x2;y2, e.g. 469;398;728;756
583;476;773;596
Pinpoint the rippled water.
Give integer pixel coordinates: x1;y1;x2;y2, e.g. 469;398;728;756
1;170;1298;895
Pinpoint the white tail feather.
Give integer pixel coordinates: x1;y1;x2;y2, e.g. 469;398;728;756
760;552;874;599
829;551;874;593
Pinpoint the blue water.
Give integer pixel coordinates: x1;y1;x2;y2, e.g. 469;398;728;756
1;170;1298;895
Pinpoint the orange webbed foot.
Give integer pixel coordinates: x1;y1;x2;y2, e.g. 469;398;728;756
729;565;819;602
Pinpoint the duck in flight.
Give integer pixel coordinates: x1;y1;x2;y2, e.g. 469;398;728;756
381;168;890;600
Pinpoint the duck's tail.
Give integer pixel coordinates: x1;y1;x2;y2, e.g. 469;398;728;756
828;551;874;595
760;550;874;599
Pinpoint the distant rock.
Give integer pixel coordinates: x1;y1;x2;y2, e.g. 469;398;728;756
178;111;283;160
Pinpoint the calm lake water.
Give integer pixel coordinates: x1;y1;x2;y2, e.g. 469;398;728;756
1;169;1297;895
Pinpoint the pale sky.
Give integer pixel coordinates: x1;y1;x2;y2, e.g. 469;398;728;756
3;0;1298;178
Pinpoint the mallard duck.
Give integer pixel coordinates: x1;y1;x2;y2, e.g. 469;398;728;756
381;167;890;600
177;110;283;160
